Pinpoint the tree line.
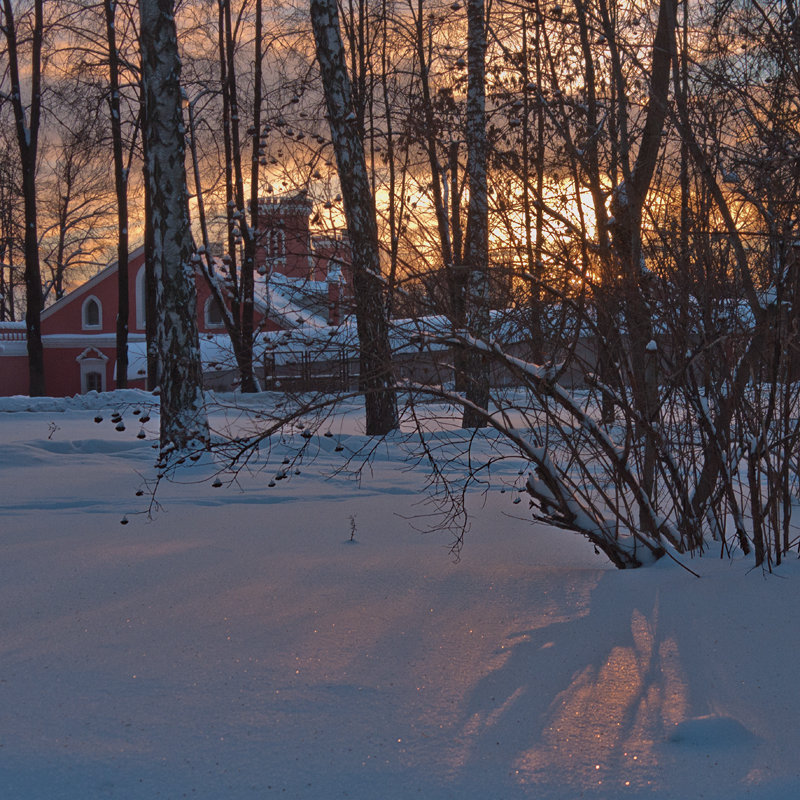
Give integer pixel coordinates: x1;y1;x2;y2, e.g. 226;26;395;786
3;0;800;567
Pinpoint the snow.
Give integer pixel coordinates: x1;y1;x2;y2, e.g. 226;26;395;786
2;389;800;799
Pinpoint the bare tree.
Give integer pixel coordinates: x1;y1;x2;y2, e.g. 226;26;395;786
140;0;209;450
104;0;134;389
459;0;489;428
217;0;258;392
0;118;22;321
310;0;398;435
39;87;115;301
1;0;45;395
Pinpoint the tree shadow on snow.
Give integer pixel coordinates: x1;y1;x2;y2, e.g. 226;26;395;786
439;568;765;800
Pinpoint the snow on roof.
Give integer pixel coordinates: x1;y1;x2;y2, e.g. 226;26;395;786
255;273;330;330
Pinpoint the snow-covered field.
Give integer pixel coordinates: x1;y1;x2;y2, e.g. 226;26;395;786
2;390;800;799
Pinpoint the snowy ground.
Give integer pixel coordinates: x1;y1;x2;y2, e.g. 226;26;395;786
2;390;800;799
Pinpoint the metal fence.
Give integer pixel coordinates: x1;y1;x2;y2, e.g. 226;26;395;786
262;349;355;393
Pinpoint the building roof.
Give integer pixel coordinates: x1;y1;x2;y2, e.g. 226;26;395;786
40;245;146;321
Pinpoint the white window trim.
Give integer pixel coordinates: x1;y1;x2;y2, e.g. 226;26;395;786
81;295;103;330
76;347;109;394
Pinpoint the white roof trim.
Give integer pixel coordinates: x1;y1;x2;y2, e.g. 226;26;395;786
41;244;145;320
75;346;110;363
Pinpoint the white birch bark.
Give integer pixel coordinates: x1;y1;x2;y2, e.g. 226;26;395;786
460;0;490;428
140;0;209;451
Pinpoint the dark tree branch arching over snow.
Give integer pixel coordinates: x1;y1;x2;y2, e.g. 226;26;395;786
140;0;208;451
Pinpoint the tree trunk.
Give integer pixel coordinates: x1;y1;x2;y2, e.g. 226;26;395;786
140;0;209;450
221;0;257;392
310;0;398;436
243;0;264;392
413;0;454;275
142;154;160;392
460;0;490;428
105;0;129;389
2;0;45;396
606;0;678;502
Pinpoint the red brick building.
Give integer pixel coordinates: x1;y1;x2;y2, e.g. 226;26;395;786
0;193;352;397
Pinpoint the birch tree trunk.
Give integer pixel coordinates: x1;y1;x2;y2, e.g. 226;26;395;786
140;0;208;451
244;0;263;391
460;0;490;428
310;0;398;436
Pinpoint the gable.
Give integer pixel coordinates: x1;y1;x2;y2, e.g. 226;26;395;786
41;246;146;335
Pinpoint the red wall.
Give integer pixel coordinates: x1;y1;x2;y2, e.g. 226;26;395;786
2;248;279;396
41;250;147;337
0;355;29;396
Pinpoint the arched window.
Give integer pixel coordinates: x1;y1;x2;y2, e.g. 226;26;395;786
204;296;225;329
82;296;102;330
